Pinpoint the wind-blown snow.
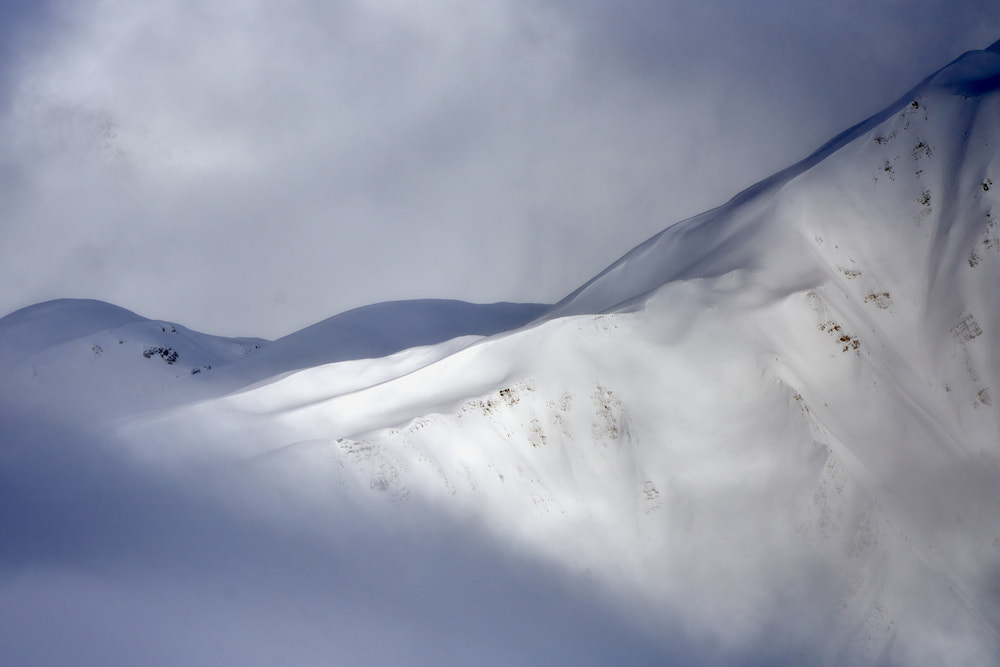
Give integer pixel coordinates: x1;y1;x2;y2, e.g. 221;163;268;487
4;43;1000;665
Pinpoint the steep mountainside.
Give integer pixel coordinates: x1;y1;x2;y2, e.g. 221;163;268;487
4;42;1000;666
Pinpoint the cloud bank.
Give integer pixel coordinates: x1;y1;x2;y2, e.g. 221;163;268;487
1;1;999;337
0;406;708;666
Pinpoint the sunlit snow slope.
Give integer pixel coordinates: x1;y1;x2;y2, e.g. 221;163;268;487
5;42;1000;666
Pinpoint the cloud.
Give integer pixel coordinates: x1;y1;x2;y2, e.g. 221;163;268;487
1;1;999;337
0;406;700;666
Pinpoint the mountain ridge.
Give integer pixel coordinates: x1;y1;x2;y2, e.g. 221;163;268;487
550;41;1000;319
3;41;1000;666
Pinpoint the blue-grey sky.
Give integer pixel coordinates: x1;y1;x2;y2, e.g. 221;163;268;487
2;0;999;337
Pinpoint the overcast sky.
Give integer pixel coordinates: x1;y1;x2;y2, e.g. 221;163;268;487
2;0;1000;338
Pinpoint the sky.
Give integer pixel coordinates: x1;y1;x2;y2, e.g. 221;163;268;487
2;0;1000;338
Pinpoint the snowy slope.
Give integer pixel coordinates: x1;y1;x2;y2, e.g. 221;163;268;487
0;298;546;420
5;43;1000;666
239;299;547;378
0;298;269;420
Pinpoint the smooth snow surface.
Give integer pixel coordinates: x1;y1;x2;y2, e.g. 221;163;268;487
4;44;1000;665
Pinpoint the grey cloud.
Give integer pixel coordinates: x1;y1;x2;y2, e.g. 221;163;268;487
0;0;61;108
0;408;703;666
555;0;1000;175
1;1;999;337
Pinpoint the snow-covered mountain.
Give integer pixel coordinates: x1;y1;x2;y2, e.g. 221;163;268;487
4;41;1000;666
0;298;546;419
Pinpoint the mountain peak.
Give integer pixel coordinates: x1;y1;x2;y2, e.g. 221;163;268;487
547;41;1000;319
0;299;148;367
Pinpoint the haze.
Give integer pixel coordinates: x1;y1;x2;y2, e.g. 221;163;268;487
1;1;999;338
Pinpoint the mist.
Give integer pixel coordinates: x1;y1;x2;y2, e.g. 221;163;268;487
1;1;999;337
